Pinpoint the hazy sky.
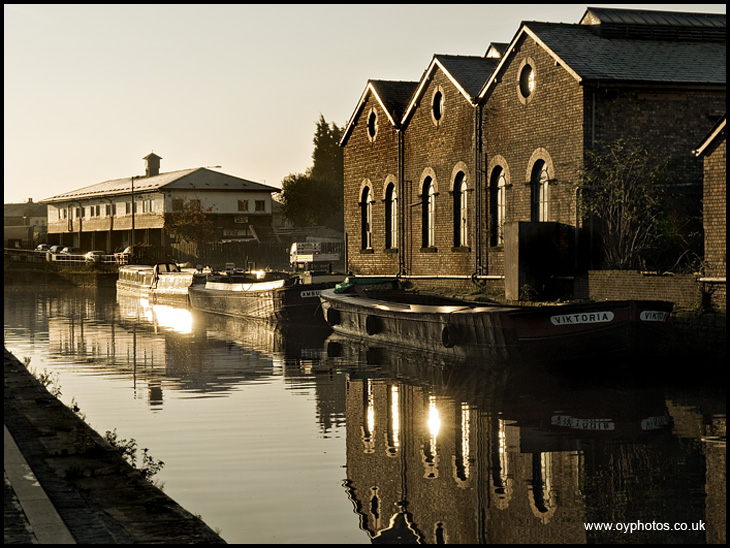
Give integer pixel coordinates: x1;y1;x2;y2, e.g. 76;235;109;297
4;4;726;204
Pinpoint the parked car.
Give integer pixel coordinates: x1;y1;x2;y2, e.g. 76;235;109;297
35;244;49;252
49;245;63;254
85;250;106;263
60;247;81;255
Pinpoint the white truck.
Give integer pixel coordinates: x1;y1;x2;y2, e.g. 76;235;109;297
289;241;340;270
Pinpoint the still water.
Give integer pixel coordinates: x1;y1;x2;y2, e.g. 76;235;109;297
3;286;725;544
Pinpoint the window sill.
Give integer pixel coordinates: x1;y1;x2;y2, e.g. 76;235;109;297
384;248;398;254
419;247;438;253
451;246;471;253
360;248;374;254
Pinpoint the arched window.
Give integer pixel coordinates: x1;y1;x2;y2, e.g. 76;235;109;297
361;186;373;249
422;177;436;248
531;161;549;222
453;172;468;247
385;182;398;250
491;167;507;246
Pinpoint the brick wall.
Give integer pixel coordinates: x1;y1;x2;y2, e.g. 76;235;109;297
582;270;701;309
482;35;585;276
702;134;727;314
402;69;477;278
703;136;726;280
343;92;401;276
341;29;726;305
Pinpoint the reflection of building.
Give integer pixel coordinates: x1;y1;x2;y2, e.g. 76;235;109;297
41;153;278;255
338;344;718;543
43;292;282;407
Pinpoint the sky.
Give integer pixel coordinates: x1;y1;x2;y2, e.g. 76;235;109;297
4;4;726;204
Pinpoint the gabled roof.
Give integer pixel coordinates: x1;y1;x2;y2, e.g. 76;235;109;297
340;79;418;146
693;114;726;157
41;168;277;203
402;54;499;124
485;42;508;59
479;12;726;100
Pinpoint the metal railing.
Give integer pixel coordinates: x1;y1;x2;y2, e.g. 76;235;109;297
4;248;120;265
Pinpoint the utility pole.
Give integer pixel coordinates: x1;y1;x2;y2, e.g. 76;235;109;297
130;175;136;248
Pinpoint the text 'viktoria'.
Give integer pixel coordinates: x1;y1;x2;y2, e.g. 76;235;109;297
550;311;614;326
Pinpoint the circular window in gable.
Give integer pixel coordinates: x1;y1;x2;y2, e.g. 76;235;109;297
367;107;378;142
431;86;445;126
517;58;536;104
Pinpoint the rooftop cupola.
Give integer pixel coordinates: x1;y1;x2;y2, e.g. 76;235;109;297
143;152;162;177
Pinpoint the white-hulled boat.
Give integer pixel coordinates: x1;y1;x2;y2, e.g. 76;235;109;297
188;270;342;324
116;262;200;304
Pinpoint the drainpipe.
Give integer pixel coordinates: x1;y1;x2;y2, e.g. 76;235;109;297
398;128;405;276
474;102;483;277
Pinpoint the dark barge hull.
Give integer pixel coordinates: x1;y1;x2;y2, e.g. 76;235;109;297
319;288;673;364
188;279;335;324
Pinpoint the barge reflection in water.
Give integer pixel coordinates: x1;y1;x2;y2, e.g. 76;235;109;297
3;287;725;544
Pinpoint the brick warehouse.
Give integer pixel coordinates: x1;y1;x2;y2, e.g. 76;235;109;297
340;7;726;302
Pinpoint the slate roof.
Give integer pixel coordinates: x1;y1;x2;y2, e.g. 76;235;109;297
369;80;420;123
526;21;726;84
402;54;499;124
435;54;500;100
479;15;726;99
581;7;726;34
485;42;508;58
41;168;277;203
340;79;418;146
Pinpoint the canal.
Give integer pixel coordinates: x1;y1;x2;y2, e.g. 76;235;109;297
3;286;725;544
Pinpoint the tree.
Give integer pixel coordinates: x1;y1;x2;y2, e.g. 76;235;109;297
279;115;344;231
164;199;215;244
579;139;694;271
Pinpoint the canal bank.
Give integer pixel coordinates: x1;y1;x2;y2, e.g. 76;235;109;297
4;348;225;544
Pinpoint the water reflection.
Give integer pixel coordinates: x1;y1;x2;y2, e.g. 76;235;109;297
324;337;725;544
3;287;725;544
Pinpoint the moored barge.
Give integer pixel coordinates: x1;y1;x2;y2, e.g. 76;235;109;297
319;280;673;364
116;263;199;304
188;271;341;324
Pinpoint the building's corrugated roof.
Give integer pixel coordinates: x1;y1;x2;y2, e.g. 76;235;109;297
41;168;277;203
524;21;726;84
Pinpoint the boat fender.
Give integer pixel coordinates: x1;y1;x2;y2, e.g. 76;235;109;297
365;315;382;336
326;307;341;326
441;324;458;348
326;341;343;358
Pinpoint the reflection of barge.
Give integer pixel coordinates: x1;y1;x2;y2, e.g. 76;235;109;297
319;280;673;363
116;263;199;304
188;271;341;324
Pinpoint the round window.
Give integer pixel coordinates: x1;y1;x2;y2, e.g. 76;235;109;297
519;63;535;99
432;88;444;124
367;108;378;141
